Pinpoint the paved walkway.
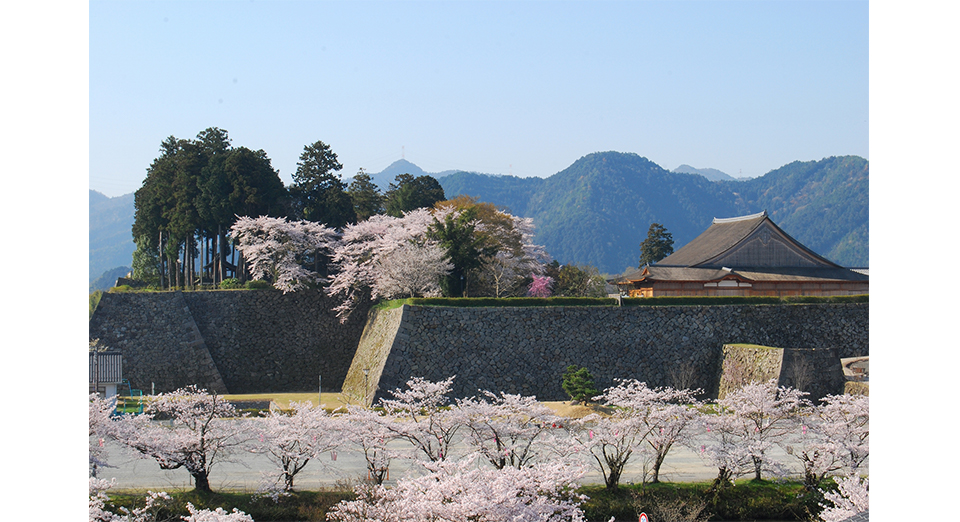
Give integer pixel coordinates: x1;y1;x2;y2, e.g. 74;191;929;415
95;428;862;492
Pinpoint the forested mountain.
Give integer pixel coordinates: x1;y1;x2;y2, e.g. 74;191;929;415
671;164;737;182
735;156;869;266
351;159;460;191
90;190;136;281
90;152;868;284
438;152;868;273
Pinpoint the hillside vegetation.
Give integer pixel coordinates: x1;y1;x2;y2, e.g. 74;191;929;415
90;152;868;283
440;152;868;273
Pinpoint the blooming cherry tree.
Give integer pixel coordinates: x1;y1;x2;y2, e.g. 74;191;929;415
815;393;869;472
327;209;436;319
89;393;116;477
111;386;246;492
377;376;462;463
819;473;868;522
339;406;395;485
230;215;337;292
784;393;869;489
705;380;809;482
527;274;554;297
372;239;451;299
326;454;589;522
247;401;343;492
596;380;702;483
572;411;650;490
457;390;563;470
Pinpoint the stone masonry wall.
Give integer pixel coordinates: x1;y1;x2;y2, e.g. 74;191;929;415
89;290;370;394
344;303;868;404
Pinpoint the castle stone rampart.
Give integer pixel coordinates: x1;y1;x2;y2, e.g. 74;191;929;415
343;303;868;403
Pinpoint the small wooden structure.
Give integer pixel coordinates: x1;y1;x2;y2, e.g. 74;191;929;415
616;211;868;297
89;349;123;398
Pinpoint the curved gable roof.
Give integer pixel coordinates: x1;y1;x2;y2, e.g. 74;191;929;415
656;211;768;267
656;211;841;269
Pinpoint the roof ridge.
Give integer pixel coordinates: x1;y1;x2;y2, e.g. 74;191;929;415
712;210;767;224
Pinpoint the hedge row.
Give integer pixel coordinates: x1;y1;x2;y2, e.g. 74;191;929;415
377;294;868;309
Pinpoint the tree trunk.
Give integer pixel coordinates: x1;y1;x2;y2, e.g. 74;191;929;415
191;470;211;493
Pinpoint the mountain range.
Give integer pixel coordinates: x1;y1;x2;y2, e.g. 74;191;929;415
89;151;867;285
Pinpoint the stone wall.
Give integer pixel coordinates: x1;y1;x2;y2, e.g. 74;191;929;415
717;344;847;401
342;303;868;404
89;290;370;394
90;292;866;400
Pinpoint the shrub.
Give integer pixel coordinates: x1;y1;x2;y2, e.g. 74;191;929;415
245;280;273;290
219;278;243;289
561;365;598;404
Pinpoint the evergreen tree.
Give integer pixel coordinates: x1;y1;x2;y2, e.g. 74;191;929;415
290;140;356;228
385;173;445;217
639;222;674;266
427;206;495;297
347;168;384;221
561;365;598;404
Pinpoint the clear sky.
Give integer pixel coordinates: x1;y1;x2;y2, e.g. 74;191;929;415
89;0;868;197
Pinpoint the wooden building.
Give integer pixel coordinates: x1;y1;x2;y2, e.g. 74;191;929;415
616;211;868;297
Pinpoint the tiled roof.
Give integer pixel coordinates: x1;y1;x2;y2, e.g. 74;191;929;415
657;211;768;267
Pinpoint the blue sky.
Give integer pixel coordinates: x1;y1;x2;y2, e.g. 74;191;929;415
89;0;868;197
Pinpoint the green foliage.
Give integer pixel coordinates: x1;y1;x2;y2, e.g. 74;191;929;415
438;151;869;273
244;280;273;290
289;140;356;228
561;365;598;403
105;490;354;522
427;205;496;296
385;173;446;217
218;278;243;289
347;167;384;221
639;222;674;266
107;285;136;293
89;290;103;320
544;261;608;297
389;296;617;308
580;481;819;522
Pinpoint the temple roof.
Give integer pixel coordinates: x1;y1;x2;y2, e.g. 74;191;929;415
615;211;867;285
656;210;840;269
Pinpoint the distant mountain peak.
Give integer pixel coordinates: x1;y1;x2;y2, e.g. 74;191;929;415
672;164;736;182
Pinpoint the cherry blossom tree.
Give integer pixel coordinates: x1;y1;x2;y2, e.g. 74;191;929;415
707;380;809;482
815;393;869;472
111;386;246;492
527;274;554;297
230;215;337;292
247;401;343;492
326;454;589;522
571;411;651;490
89;393;115;477
372;239;451;299
339;406;395;485
477;215;550;297
456;390;563;470
327;208;436;319
783;393;869;489
819;473;868;522
596;380;702;483
90;478;177;522
377;376;462;462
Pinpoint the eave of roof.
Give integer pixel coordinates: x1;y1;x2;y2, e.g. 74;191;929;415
622;265;868;284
